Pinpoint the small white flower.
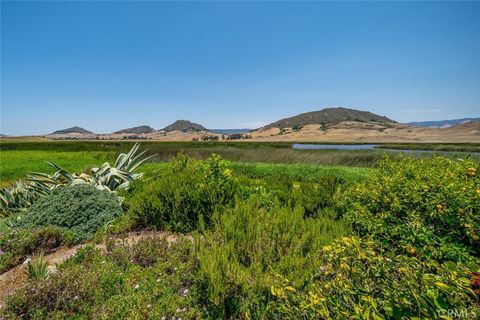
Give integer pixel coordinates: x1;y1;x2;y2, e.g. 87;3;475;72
73;295;78;300
134;284;140;289
157;278;161;283
23;257;31;265
161;317;166;320
147;304;152;309
182;289;189;297
173;267;177;271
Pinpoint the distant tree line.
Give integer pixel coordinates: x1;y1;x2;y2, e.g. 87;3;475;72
192;134;252;142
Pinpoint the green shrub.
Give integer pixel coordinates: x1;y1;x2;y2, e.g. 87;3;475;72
2;237;203;319
236;172;343;218
18;184;123;241
0;226;72;273
230;162;372;184
269;236;480;319
125;154;238;232
343;156;480;262
196;198;351;319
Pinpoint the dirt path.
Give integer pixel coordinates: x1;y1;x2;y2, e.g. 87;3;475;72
0;231;183;309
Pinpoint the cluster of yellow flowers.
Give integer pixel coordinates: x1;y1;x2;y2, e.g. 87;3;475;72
467;167;476;177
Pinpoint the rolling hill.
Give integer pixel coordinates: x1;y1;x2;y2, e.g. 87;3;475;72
260;107;394;130
39;109;480;143
52;126;93;135
163;120;209;132
114;125;155;134
52;126;94;134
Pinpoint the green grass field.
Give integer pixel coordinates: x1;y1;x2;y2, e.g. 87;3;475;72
0;141;379;186
0;150;116;187
2;140;478;187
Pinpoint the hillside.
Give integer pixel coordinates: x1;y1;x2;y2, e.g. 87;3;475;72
114;125;154;134
210;129;251;134
407;118;480;128
250;120;480;143
52;126;93;135
260;107;394;130
163;120;208;132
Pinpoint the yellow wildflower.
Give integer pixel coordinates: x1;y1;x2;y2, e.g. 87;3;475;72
467;167;476;176
406;246;416;255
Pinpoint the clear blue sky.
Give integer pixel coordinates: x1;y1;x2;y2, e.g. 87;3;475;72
1;1;479;135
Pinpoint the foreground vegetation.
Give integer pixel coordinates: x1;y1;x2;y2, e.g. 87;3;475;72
0;143;479;319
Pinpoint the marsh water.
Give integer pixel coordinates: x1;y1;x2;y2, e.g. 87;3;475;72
293;144;378;150
292;144;480;155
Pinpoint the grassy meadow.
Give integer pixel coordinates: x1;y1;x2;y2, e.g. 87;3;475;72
2;140;479;185
0;140;479;319
0;140;379;186
0;151;116;187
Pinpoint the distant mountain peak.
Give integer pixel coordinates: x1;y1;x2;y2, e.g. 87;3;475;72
114;125;154;134
261;107;394;130
163;120;208;132
52;126;93;134
407;118;480;128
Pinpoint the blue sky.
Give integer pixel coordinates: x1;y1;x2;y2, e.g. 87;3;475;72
1;1;479;135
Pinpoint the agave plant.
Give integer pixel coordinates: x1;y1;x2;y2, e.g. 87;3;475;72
24;251;50;281
0;143;154;217
90;142;154;191
0;180;36;214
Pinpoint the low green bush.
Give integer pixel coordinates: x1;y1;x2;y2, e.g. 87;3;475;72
269;236;480;319
236;172;343;218
0;226;73;273
125;154;238;232
196;198;351;319
2;237;203;319
231;162;372;185
343;156;480;262
18;184;123;241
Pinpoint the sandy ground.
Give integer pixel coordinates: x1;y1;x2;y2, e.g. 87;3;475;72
0;231;186;309
249;121;480;143
4;121;479;143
